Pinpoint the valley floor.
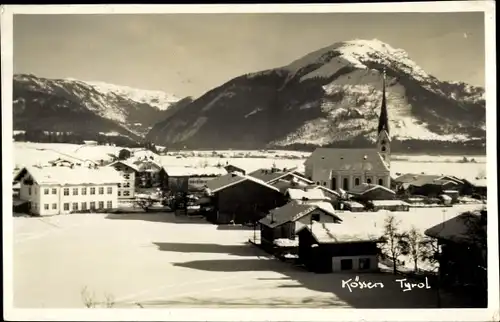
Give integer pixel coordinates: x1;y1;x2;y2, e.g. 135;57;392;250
12;212;475;309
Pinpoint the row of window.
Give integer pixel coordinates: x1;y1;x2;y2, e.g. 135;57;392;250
61;187;114;196
317;177;385;190
118;191;131;197
117;183;131;188
61;201;114;211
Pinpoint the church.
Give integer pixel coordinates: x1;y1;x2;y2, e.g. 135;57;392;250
304;69;391;190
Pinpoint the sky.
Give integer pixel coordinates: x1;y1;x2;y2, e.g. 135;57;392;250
13;12;485;98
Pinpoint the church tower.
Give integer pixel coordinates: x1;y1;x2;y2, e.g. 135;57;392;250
376;68;391;167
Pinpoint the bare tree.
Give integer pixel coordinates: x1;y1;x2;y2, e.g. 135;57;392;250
399;226;433;273
382;214;407;274
81;286;97;308
104;292;115;308
136;197;155;212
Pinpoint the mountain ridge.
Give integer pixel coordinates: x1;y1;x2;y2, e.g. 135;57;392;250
145;39;485;152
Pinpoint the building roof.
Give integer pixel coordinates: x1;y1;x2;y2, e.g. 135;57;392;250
206;172;280;194
247;167;300;184
349;183;395;196
286;188;330;201
344;201;365;208
301;218;384;244
14;165;123;186
163;166;227;177
304;148;389;173
304;185;341;198
425;210;486;244
259;200;338;228
466;177;488;188
370;200;410;206
394;173;441;184
108;160;140;172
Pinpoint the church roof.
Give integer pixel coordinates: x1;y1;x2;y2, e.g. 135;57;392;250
305;148;389;173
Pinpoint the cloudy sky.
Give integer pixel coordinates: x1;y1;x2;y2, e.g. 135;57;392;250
14;12;485;98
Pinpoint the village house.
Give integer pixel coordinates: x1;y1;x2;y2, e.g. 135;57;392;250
393;174;465;197
107;160;139;199
304;70;391;191
368;199;411;212
48;157;98;168
223;164;247;175
204;172;286;225
160;166;228;193
424;209;487;306
13;165;122;216
342;200;365;212
133;158;163;187
297;215;384;273
348;183;396;202
258;200;340;252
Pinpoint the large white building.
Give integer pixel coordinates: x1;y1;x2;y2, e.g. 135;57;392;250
304;69;391;191
14;165;122;216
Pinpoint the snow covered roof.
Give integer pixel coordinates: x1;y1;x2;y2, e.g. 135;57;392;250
163;166;227;177
15;165;123;186
273;238;299;247
349;183;395;196
259;200;339;228
303;220;384;244
247;167;300;184
467;177;487;188
286;188;330;201
206;172;280;194
439;195;453;201
304;185;341;198
305;148;389;173
371;200;410;206
425;210;486;244
108;160;140;172
344;201;364;208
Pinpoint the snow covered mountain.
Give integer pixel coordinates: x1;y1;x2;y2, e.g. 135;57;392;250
146;39;485;153
13;74;181;139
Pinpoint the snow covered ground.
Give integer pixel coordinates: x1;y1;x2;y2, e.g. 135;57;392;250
12;211;474;309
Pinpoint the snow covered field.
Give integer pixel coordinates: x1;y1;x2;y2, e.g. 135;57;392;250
12;211;475;309
12;142;487;182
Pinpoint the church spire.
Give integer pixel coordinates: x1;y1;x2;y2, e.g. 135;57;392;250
378;67;389;135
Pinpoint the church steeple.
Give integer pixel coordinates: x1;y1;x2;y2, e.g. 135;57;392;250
378;67;390;135
376;67;391;168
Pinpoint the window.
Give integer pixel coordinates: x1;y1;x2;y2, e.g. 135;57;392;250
118;183;122;188
44;188;49;195
366;178;372;184
81;202;87;210
52;203;57;209
73;188;78;195
118;191;121;197
63;203;70;211
52;188;57;194
64;188;69;196
311;213;320;222
90;202;96;210
99;187;104;195
343;178;349;190
381;146;386;152
123;191;130;197
90;187;96;195
98;201;104;209
322;181;326;186
82;187;87;195
354;178;360;186
107;187;112;194
330;178;336;190
340;259;353;271
72;202;78;211
28;187;32;195
124;182;130;188
359;258;371;270
44;204;49;210
124;174;130;179
378;178;384;186
106;201;113;209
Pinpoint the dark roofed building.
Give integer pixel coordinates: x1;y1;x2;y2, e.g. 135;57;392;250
204;173;287;225
258;201;340;252
394;174;463;197
348;183;396;202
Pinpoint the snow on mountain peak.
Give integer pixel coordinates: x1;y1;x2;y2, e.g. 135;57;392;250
83;80;180;111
